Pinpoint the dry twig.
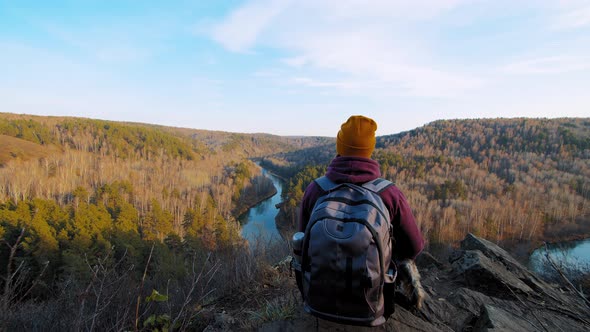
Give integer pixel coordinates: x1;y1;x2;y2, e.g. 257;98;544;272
543;242;590;308
135;244;155;332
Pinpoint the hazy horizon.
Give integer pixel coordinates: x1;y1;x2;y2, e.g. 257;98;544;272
5;111;589;139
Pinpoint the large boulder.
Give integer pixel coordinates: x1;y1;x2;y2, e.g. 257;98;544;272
451;249;534;297
473;304;539;331
455;234;578;304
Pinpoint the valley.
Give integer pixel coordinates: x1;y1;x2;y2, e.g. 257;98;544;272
0;113;588;330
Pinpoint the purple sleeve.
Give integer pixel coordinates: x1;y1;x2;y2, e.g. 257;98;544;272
380;186;424;260
297;182;322;233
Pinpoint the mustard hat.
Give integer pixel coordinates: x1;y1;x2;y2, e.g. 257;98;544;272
336;115;377;158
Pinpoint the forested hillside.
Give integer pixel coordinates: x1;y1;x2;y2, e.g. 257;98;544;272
0;113;330;330
0;113;329;232
273;118;590;253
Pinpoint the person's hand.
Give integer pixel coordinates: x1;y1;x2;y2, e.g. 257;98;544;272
398;259;426;309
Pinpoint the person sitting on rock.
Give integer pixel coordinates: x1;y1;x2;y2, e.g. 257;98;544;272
295;115;426;324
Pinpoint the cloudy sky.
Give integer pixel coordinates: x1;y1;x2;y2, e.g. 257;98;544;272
1;0;589;136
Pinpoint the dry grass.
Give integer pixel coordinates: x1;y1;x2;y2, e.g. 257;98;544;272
0;135;60;166
192;237;299;331
244;296;298;328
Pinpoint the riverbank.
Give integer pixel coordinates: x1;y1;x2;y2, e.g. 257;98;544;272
274;201;296;241
539;217;590;244
524;233;590;258
234;185;278;219
503;219;590;263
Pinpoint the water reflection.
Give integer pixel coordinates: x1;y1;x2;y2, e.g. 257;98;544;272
239;169;283;243
528;238;590;280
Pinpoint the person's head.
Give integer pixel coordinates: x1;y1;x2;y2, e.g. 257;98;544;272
336;115;377;158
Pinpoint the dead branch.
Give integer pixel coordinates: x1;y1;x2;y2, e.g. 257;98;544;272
135;243;154;332
503;281;550;332
1;227;25;311
543;242;590;309
170;252;220;330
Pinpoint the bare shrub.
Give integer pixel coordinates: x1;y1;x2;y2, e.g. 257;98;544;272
0;236;291;331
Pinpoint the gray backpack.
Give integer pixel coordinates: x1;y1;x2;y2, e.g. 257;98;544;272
300;176;396;326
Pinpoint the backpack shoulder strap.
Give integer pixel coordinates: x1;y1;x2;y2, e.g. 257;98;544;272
362;178;394;193
313;176;338;193
315;176;393;193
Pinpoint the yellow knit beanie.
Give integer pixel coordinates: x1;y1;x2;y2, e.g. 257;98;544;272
336;115;377;158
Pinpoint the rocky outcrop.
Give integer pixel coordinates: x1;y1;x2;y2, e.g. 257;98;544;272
257;233;590;331
412;233;589;331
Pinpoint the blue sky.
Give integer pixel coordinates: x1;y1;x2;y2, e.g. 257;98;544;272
1;0;589;136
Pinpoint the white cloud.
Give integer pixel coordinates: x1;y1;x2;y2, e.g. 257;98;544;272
553;3;590;29
210;0;294;52
502;56;590;75
278;24;482;97
210;0;480;98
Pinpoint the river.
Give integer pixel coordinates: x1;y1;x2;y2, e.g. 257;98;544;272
239;168;284;243
528;238;590;279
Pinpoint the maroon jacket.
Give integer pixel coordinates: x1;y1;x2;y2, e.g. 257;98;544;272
298;156;424;260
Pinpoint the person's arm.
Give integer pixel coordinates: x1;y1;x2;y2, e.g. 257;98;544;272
294;181;322;297
382;186;426;309
382;186;424;260
297;182;322;233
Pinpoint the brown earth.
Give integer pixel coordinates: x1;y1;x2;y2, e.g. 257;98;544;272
0;134;60;166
